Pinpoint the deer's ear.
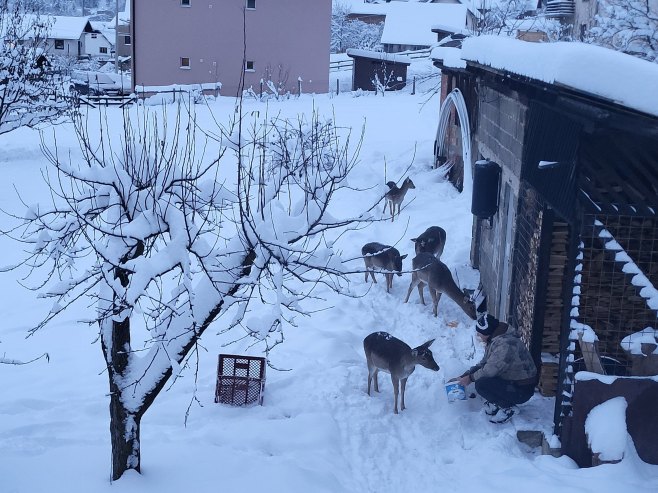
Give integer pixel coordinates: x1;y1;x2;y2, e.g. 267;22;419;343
421;339;435;349
400;254;408;260
411;238;417;243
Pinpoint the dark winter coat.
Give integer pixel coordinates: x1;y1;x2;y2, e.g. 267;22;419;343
466;324;537;383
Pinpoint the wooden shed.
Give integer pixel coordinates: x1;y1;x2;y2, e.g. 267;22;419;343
346;49;411;92
432;36;658;466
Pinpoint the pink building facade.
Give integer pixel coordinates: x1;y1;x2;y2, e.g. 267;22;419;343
132;0;331;96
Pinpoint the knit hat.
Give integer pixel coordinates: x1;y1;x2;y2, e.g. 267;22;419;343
476;314;499;336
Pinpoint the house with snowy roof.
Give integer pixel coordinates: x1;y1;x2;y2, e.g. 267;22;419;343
344;1;473;52
38;16;113;60
432;35;658;467
131;0;331;97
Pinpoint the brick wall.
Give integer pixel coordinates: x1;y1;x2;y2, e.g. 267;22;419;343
476;85;526;178
472;83;528;321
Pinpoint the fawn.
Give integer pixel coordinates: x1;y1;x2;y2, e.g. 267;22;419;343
411;226;447;259
404;253;477;319
362;242;408;293
384;177;415;222
364;331;439;414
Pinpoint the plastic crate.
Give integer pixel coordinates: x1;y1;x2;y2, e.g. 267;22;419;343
215;354;266;406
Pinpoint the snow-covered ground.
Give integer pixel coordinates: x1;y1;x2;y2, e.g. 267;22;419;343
1;61;657;493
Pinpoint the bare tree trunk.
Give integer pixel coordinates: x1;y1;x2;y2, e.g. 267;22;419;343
104;315;140;481
109;388;141;480
102;248;256;480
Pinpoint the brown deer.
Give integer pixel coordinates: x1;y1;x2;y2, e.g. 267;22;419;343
363;331;439;414
411;226;447;259
404;253;477;319
362;242;407;293
384;177;415;222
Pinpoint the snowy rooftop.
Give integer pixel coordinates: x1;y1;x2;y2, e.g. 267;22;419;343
381;3;468;46
346;48;412;64
435;35;658;118
47;16;91;40
3;14;91;40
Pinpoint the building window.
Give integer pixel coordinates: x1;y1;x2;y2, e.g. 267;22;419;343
246;0;255;9
180;57;191;69
91;33;98;38
245;60;255;72
124;35;131;45
100;46;108;54
181;0;190;6
54;39;64;49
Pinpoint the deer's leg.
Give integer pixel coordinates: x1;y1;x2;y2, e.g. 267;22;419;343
404;275;419;303
431;290;442;317
400;378;408;411
389;202;395;222
392;376;399;414
373;368;380;393
417;282;426;305
367;360;374;395
369;270;377;283
386;273;392;292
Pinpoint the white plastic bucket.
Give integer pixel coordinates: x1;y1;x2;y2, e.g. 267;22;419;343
445;382;466;402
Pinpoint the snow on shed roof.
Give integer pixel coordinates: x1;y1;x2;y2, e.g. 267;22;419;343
437;35;658;118
346;48;412;64
381;3;468;47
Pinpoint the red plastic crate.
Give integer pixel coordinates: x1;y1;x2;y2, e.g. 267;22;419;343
215;354;266;406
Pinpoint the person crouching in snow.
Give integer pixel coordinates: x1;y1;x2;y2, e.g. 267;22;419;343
448;314;537;423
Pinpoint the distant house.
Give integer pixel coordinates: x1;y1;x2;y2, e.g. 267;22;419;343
131;0;331;97
381;3;471;52
345;1;472;53
432;36;658;467
41;16;113;60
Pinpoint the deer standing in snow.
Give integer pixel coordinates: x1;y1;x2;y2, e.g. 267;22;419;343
362;242;407;293
404;253;477;319
363;331;439;414
411;226;447;259
384;177;415;222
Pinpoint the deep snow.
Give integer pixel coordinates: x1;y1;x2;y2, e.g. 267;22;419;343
1;60;657;493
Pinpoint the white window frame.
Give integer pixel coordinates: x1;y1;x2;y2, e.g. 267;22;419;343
124;35;132;45
245;60;255;72
180;57;191;69
181;0;191;6
246;0;255;9
54;39;64;50
99;46;108;54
